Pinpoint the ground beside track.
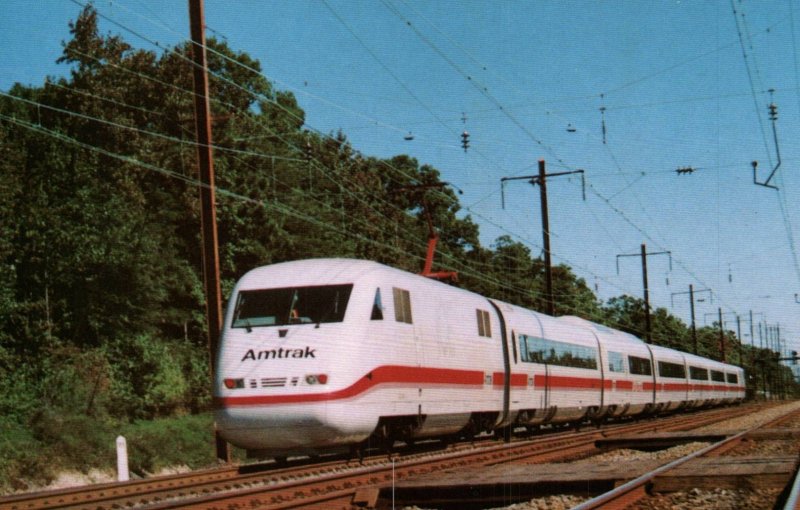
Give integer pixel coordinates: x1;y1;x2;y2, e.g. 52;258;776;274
399;400;800;510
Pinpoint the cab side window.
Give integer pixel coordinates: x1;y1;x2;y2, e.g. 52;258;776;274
370;288;384;320
392;287;413;324
476;309;492;337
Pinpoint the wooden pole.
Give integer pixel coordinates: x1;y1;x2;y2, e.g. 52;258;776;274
538;160;555;316
641;244;652;343
188;0;230;463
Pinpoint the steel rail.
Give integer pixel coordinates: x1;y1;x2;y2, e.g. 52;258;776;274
783;461;800;510
572;406;800;510
133;406;764;509
0;403;771;510
571;430;750;510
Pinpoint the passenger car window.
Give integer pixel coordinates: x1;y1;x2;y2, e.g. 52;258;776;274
658;361;686;379
519;334;597;369
607;351;625;373
628;355;652;376
726;373;738;384
689;366;708;380
711;370;725;382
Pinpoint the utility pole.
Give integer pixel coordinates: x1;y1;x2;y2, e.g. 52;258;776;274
736;315;742;366
750;310;756;395
539;160;553;316
777;324;785;399
617;244;671;343
759;321;766;398
750;310;758;395
500;160;585;316
718;308;726;363
671;285;711;355
642;244;651;344
690;285;696;353
189;0;230;463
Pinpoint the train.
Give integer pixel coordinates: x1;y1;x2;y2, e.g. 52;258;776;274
213;258;745;457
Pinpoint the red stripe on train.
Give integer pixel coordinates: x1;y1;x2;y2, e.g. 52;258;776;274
493;372;528;387
532;374;605;390
216;365;485;406
216;365;744;407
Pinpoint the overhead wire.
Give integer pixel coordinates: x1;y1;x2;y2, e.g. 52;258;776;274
1;108;722;342
4;64;460;274
375;0;727;312
318;0;511;178
731;0;800;289
785;1;800;288
59;1;755;327
0;6;792;350
731;0;773;168
310;2;634;290
378;0;568;169
78;0;654;307
4;111;617;319
71;2;496;278
602;15;784;96
29;5;577;307
361;2;649;298
69;0;421;142
0;91;306;163
386;1;794;311
62;2;462;249
0;112;433;268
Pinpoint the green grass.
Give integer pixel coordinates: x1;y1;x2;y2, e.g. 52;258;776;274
119;414;223;475
0;412;243;493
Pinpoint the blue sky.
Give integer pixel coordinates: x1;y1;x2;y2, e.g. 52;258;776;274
2;1;799;357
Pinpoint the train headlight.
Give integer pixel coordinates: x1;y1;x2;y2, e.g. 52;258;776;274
305;374;328;385
223;378;245;389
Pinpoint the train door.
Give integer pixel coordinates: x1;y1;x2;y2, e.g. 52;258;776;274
390;286;422;412
644;343;658;408
543;362;551;409
681;357;690;405
488;300;512;428
582;330;604;416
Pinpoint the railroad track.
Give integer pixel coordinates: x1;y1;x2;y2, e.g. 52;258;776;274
572;404;800;510
0;403;775;510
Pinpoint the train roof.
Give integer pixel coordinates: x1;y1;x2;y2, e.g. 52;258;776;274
558;315;650;349
236;258;423;290
234;258;487;302
234;260;745;376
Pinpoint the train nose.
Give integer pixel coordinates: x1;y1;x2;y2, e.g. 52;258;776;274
215;403;378;455
216;408;329;452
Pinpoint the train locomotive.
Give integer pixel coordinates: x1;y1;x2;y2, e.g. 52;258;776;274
214;258;745;457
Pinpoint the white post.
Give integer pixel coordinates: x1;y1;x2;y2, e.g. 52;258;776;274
116;436;129;482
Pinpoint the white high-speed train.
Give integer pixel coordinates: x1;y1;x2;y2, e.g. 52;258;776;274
213;259;745;457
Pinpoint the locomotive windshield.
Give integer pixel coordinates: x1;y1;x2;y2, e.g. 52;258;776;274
232;284;353;328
